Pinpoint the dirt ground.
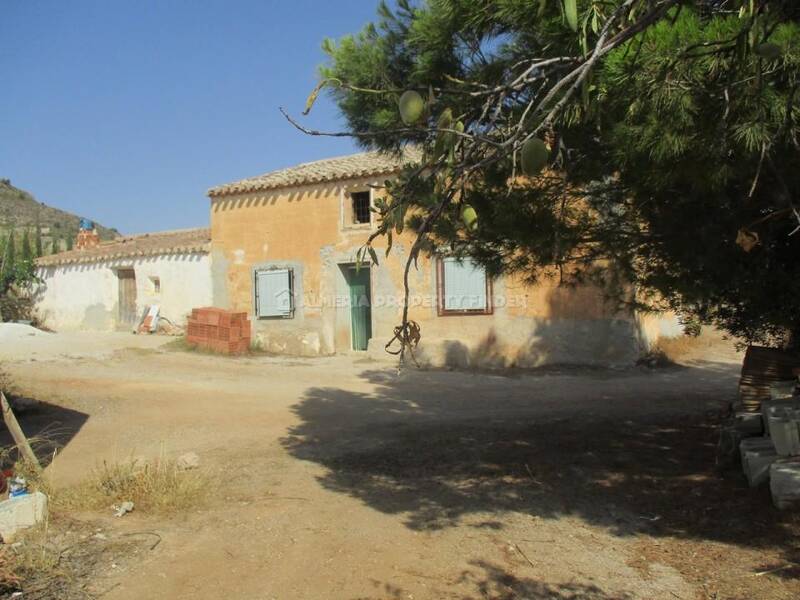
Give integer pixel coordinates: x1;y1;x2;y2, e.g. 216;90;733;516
2;331;799;599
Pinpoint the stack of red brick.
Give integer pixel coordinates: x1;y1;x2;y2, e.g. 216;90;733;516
187;307;251;354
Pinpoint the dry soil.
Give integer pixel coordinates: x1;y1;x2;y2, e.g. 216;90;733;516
2;331;799;599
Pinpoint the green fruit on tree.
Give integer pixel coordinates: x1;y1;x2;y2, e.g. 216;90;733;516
564;0;578;32
754;42;782;60
520;137;549;176
461;204;478;232
437;107;453;130
399;90;425;124
433;108;455;157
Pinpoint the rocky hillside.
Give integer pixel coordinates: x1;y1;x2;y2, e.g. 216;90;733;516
0;179;119;251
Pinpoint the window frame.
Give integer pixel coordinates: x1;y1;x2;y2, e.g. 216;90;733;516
436;257;493;316
254;267;295;319
341;187;374;230
350;190;372;225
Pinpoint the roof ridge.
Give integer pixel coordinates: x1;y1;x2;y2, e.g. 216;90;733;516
208;147;421;198
291;149;389;169
222;149;399;186
119;226;210;239
35;227;211;267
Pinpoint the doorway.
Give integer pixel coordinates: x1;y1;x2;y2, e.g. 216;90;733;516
344;266;372;351
117;269;137;329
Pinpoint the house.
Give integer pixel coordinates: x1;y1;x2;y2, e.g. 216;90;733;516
35;227;212;331
207;150;677;367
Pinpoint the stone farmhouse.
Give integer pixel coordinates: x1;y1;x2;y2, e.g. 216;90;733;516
206;151;676;367
34;150;679;367
35;228;212;331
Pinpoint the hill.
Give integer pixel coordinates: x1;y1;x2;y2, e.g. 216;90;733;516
0;178;119;252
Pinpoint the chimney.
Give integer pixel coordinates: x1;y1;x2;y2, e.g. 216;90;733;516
75;218;100;250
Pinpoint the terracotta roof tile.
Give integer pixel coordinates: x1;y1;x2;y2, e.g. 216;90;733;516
36;228;210;267
207;148;421;197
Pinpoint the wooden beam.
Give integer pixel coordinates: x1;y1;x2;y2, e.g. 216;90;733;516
1;391;41;472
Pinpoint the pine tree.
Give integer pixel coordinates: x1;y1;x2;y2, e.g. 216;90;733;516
6;230;15;269
318;0;800;347
66;236;73;251
0;235;6;289
21;229;33;263
0;231;15;293
35;222;43;257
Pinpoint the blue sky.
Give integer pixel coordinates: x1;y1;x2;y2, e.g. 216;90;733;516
1;1;381;234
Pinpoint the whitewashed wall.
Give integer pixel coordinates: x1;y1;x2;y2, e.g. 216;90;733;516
35;253;212;331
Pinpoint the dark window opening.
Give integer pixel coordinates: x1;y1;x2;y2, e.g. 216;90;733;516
351;191;371;224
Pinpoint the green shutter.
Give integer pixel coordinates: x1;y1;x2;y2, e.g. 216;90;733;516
443;258;487;311
256;269;293;317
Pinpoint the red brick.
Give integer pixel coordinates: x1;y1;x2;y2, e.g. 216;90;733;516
216;326;241;341
187;320;211;339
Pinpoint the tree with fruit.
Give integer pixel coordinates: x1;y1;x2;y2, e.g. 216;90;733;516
286;0;800;361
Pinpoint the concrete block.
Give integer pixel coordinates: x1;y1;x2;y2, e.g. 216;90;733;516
770;381;797;401
769;417;800;456
717;423;757;468
742;443;778;487
734;411;764;435
761;399;800;436
0;492;48;542
739;436;774;466
770;458;800;510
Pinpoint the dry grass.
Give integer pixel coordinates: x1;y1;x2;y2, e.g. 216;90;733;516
0;517;160;600
0;546;24;595
0;449;204;599
0;524;60;598
651;329;742;364
653;335;708;362
55;452;208;515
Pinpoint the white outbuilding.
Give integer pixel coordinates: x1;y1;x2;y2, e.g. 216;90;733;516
34;228;212;331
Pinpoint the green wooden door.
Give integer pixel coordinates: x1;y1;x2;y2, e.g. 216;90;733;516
348;268;372;351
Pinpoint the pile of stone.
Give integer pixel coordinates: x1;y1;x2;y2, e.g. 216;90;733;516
737;346;800;411
721;380;800;509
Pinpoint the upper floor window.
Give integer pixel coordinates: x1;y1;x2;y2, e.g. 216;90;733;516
351;191;371;224
437;257;492;315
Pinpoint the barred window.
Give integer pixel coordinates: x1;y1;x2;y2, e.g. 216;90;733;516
351;191;371;224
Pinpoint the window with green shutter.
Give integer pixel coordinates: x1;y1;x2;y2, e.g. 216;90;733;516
437;257;492;315
255;269;294;318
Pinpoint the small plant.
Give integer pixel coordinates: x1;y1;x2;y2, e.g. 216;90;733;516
58;452;207;515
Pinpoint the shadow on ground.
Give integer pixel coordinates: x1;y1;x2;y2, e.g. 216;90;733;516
367;560;629;599
282;363;800;566
462;561;633;600
0;393;88;468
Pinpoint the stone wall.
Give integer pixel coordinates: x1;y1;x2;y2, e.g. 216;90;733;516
209;178;678;367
